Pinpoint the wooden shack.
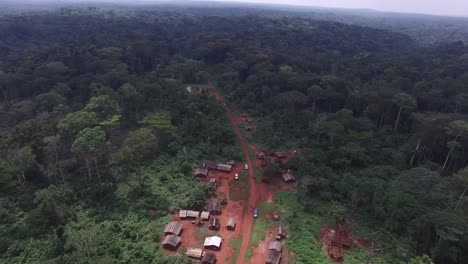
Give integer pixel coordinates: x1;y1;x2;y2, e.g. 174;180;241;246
276;226;285;240
202;253;217;264
208;201;222;215
194;167;209;177
203;160;218;170
164;221;182;236
186;248;203;259
258;152;266;159
266;250;281;264
200;211;210;220
162;235;181;250
281;172;296;183
269;241;282;252
209;218;220;230
226;217;236;230
179;210;187;219
187;210;200;219
216;163;232;172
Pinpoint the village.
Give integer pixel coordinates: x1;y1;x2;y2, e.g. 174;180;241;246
159;82;371;264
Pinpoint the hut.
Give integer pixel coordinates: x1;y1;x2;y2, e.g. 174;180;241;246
186;248;203;259
226;217;236;230
281;172;296;183
200;211;210;220
226;160;236;165
261;159;269;167
246;117;254;123
164;221;182;236
258;152;266;159
266;251;281;264
202;253;217;264
203;160;218;170
216;163;232;172
269;241;282;252
276;226;285;240
208;178;217;189
162;235;181;250
187;210;200;219
274;151;288;158
179;210;188;219
204;236;222;250
245;126;253;131
208;202;222;215
209;218;220;230
194;167;209;177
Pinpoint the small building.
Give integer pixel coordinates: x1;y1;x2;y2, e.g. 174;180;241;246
162;235;181;250
200;211;210;220
282;172;296;183
186;248;203;259
274;151;288;158
179;210;188;219
208;178;217;189
208;202;222;215
209;218;220;230
164;221;182;236
226;160;236;165
258;152;266;159
276;226;285;240
204;236;222;250
187;210;200;219
203;160;218;170
246;117;254;123
194;167;209;177
266;251;281;264
269;241;282;252
216;163;232;172
226;217;236;230
202;253;217;264
245;126;253;131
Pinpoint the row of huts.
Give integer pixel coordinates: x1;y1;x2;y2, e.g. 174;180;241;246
162;221;183;250
208;217;236;231
266;226;287;264
194;160;234;177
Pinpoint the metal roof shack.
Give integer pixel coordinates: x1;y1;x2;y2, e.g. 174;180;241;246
179;210;187;219
203;160;218;170
208;202;222;215
216;163;232;172
200;211;210;220
226;160;236;165
208;178;217;189
274;151;288;158
209;218;220;230
269;241;282;252
282;172;296;183
258;152;266;159
194;167;209;177
202;253;217;264
187;210;200;218
186;248;203;259
162;235;181;250
276;226;285;240
204;236;222;250
266;251;281;264
226;217;236;230
164;221;182;236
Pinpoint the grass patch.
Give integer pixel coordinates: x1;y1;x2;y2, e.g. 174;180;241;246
250;218;273;248
196;226;209;244
245;247;253;260
229;170;250;203
229;237;243;264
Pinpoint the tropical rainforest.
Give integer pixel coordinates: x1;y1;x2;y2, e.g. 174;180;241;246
0;3;467;264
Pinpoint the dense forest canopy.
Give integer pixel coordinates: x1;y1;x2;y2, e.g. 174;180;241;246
0;3;467;264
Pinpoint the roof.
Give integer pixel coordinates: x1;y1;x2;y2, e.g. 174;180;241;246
275;151;288;158
164;221;182;235
179;210;187;218
208;202;222;213
186;248;203;258
282;172;296;183
226;160;236;165
187;210;200;218
217;163;232;172
209;218;220;229
162;235;181;247
194;167;208;177
203;160;218;170
200;211;210;220
258;152;266;159
266;251;281;264
202;253;216;264
269;241;282;252
277;226;285;236
204;236;222;248
226;217;236;228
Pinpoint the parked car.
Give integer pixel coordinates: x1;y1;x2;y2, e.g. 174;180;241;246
253;208;258;218
244;163;249;170
235;173;239;180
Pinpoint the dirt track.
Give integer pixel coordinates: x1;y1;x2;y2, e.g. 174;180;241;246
209;80;257;264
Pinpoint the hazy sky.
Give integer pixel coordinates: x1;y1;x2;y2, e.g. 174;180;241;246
211;0;468;17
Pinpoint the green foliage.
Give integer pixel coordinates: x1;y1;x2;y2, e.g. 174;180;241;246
142;112;176;133
36;92;66;111
58;111;99;137
72;127;107;159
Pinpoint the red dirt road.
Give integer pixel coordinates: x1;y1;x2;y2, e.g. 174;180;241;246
209;80;257;264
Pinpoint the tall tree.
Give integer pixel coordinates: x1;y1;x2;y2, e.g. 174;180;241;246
72;127;107;181
393;92;417;133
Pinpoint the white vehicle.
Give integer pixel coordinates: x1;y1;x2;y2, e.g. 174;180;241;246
244;163;249;170
235;173;239;180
